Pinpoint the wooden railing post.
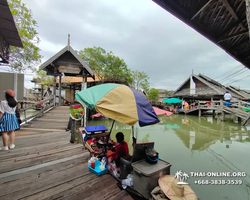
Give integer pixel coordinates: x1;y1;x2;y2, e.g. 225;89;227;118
198;101;201;117
220;99;225;121
70;119;76;143
24;109;27;122
238;100;241;109
19;97;55;124
220;99;223;109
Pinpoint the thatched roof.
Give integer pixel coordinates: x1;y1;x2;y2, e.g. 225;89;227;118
153;0;250;69
39;36;94;79
172;73;247;99
0;0;23;48
226;85;250;99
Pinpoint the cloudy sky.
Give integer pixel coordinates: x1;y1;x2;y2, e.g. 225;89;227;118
20;0;250;90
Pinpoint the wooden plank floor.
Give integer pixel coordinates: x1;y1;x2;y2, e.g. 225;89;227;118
0;106;133;200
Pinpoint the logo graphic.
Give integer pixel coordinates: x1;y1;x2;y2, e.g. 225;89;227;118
175;170;190;185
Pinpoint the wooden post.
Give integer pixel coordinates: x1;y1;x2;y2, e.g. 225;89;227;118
70;119;76;143
243;114;250;126
81;80;84;127
211;97;213;108
59;75;62;106
41;85;44;100
198;101;201;117
53;76;56;107
73;84;76;101
219;99;223;115
24;109;27;122
83;74;88;127
246;0;250;40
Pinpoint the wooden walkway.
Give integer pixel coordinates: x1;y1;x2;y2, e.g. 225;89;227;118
0;106;133;200
180;105;250;122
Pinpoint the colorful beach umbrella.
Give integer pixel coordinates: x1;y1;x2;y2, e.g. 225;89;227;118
75;84;160;127
162;98;182;104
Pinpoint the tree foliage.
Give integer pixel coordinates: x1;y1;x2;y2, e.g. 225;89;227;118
35;68;54;88
78;47;133;85
166;90;174;97
148;88;159;101
8;0;42;72
131;70;150;93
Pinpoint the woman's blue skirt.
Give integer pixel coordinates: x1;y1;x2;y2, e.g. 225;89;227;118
0;113;19;132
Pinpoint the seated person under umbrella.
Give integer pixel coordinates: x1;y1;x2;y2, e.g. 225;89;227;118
107;132;130;168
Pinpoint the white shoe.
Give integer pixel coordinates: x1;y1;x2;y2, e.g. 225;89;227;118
9;144;15;149
3;146;9;150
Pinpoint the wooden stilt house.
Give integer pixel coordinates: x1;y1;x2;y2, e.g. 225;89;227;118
172;73;246;102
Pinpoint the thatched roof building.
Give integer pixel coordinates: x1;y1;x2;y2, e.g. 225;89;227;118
172;73;250;100
152;0;250;70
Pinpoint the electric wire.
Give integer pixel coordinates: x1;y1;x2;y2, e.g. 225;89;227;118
222;69;250;85
219;67;248;81
219;67;249;82
228;74;250;84
214;65;243;79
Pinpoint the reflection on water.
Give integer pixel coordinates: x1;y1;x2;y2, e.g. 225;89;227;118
87;115;250;200
20;110;39;120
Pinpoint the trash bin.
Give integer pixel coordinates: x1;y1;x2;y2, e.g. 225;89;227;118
131;159;171;199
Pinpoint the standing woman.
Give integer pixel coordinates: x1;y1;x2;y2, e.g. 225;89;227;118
0;90;19;150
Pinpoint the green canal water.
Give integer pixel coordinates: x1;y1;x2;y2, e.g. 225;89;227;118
20;110;39;121
86;114;250;200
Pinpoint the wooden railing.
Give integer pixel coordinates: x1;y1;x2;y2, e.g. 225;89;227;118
19;96;55;123
181;99;250;125
189;99;250;111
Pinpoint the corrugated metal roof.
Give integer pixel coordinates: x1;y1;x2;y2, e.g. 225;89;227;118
0;0;23;47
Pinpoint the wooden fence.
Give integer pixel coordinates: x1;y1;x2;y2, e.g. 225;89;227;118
183;99;250;125
19;96;55;124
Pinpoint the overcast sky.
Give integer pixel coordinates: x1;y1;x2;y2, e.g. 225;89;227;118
20;0;250;90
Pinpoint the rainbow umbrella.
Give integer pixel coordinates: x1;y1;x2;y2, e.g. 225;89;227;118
75;84;159;127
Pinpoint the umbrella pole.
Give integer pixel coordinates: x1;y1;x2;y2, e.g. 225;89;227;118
106;120;115;143
132;125;136;147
